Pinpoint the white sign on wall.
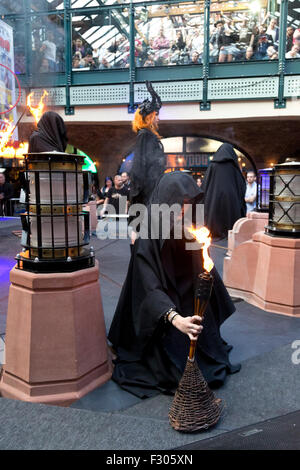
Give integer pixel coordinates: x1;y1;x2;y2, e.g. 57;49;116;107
0;19;18;140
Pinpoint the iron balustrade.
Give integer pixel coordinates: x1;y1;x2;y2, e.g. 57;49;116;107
2;0;299;111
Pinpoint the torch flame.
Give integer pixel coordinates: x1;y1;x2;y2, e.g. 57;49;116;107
27;90;49;124
0;141;29;158
188;226;214;273
0;119;15;153
0;119;28;158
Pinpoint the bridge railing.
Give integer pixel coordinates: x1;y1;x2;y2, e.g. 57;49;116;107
2;0;299;113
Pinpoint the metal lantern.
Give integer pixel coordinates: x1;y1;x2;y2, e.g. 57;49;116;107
266;160;300;238
17;152;94;272
257;168;272;212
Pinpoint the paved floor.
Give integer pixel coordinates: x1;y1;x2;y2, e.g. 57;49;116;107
0;216;300;449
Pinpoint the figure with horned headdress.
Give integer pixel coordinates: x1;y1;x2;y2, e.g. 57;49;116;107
130;81;165;208
129;81;165;246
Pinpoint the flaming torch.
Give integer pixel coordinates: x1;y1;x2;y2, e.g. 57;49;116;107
27;90;49;125
168;226;222;432
0;119;15;153
0;89;48;158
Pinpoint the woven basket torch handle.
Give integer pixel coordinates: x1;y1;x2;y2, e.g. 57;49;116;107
188;273;213;361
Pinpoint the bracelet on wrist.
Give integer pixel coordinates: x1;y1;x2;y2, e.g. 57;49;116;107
169;312;179;324
164;307;176;323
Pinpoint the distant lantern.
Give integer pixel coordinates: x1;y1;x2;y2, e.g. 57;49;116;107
266;160;300;238
17;152;93;272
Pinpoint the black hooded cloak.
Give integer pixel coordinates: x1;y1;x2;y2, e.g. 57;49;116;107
28;111;68;153
108;171;240;398
201;143;246;240
130;128;165;206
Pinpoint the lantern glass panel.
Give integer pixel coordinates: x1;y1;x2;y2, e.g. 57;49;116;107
273;202;300;226
29;172;84;204
274;175;300;198
30;215;85;248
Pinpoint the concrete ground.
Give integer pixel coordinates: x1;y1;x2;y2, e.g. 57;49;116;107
0;216;300;450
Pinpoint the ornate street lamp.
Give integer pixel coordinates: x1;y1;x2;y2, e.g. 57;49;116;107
17;151;94;272
266;160;300;238
0;151;111;405
224;162;300;317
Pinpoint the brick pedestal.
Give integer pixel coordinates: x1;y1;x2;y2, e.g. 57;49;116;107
224;231;300;317
227;212;268;256
0;260;112;405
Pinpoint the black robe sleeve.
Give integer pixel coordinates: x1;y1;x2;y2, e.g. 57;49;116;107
108;238;176;359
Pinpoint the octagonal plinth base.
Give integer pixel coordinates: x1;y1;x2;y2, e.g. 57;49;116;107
227;212;268;257
224;231;300;317
0;260;112;405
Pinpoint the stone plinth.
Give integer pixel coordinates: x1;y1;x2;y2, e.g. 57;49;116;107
0;260;112;405
227;212;268;256
224;231;300;317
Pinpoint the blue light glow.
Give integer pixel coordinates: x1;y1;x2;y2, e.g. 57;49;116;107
0;257;16;284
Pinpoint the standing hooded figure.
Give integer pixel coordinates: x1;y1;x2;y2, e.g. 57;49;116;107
28;111;68;153
130;81;165;207
108;172;240;398
201;143;246;240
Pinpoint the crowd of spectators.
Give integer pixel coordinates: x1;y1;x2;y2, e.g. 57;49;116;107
72;11;300;71
91;173;131;216
91;167;258;218
12;10;300;75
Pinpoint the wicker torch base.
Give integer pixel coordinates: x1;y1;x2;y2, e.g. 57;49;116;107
169;358;223;432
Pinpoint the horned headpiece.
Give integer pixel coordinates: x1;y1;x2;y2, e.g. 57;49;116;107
138;81;162;119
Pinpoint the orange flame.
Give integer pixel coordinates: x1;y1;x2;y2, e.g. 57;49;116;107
27;90;49;124
188;226;214;272
0;141;29;158
0;119;28;158
0;119;15;152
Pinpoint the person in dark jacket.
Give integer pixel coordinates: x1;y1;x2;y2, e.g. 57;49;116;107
201;143;246;240
0;172;14;216
108;171;241;398
28;111;68;153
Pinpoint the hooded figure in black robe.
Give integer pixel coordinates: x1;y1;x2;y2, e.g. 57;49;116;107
108;171;240;398
28;111;68;153
201;143;246;240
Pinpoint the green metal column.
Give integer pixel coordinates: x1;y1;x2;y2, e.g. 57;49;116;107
275;0;288;109
24;0;32;89
200;0;211;111
128;0;137;113
64;0;74;115
269;0;277;17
